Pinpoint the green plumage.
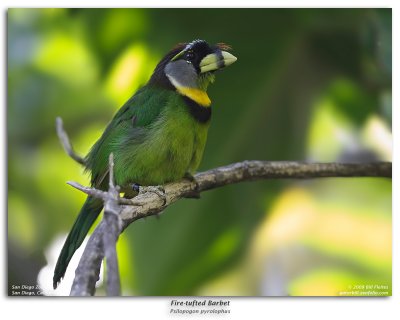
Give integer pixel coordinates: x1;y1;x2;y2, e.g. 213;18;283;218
87;87;210;188
53;39;236;289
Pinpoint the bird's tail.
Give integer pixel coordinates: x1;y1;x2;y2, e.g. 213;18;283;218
53;196;103;289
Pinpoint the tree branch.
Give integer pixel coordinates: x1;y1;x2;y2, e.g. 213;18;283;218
70;160;391;228
57;117;391;296
68;160;391;295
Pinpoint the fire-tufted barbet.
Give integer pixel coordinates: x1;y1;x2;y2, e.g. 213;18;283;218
53;39;237;289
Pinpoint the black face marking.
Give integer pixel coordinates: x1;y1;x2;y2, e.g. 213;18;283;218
215;49;225;69
148;40;227;90
178;40;215;73
182;96;211;123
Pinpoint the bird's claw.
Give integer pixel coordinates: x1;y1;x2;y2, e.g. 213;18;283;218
183;172;201;199
184;172;196;182
132;183;141;193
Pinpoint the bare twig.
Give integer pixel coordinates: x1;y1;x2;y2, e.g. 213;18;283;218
102;154;122;296
70;154;122;296
56;117;86;165
67;181;144;206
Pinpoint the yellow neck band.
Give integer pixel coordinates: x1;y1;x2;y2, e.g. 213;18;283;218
177;86;211;107
166;75;211;107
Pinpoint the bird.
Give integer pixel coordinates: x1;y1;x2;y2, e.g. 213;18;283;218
53;39;237;289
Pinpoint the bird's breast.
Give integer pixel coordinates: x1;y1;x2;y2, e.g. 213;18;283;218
115;100;210;186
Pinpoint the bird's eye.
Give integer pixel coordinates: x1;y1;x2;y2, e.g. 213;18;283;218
185;50;195;61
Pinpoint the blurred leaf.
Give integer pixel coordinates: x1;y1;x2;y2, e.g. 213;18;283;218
327;78;377;124
34;32;99;87
104;43;155;106
243;180;391;295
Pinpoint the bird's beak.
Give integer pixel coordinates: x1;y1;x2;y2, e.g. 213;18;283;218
199;50;237;73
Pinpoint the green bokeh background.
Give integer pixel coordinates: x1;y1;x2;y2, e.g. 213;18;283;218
8;8;392;296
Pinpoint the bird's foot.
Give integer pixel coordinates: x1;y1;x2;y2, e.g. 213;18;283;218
183;172;201;199
183;172;196;182
136;185;167;205
132;183;141;193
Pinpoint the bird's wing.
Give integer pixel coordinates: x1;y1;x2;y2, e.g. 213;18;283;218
85;86;172;188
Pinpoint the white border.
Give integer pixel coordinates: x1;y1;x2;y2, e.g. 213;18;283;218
1;2;397;320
